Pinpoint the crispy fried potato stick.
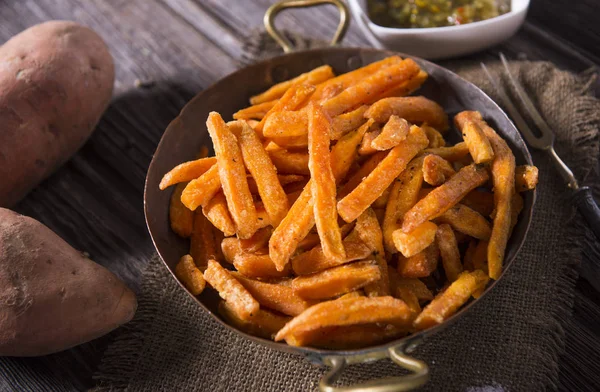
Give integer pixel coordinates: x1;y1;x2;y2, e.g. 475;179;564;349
169;182;194;238
371;115;409;151
338;126;428;222
207;113;258;239
308;103;345;261
435;203;491;240
250;65;334;105
365;96;449;132
218;301;290;340
203;260;259;320
238;121;289;227
292;261;381;300
414;270;489;330
275;296;413;345
401;163;490;233
436;224;463;282
160;157;217;190
322;59;421;117
175;255;206;295
231;272;316;316
455;111;515;280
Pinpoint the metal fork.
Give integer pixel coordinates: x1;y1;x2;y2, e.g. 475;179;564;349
481;54;600;287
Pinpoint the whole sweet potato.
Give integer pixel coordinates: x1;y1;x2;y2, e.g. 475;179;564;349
0;208;136;356
0;21;114;207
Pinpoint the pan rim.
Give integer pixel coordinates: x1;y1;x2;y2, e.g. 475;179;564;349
144;46;536;361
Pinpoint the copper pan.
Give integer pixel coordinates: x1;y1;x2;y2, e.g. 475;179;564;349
144;1;535;390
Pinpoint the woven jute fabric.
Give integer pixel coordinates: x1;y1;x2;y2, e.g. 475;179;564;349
94;34;600;392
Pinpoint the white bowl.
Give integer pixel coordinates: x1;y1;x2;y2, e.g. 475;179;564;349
347;0;530;59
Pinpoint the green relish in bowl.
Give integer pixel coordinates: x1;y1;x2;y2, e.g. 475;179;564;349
367;0;511;28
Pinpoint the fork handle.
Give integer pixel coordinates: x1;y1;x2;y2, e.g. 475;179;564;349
572;186;600;241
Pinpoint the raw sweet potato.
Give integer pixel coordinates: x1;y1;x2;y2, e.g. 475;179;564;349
0;208;136;356
0;21;115;207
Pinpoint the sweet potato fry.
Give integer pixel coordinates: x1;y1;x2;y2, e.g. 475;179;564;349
338;150;386;198
422;154;456;186
396;277;433;301
308;103;345;261
397;243;439;278
218;301;290;340
338;126;428;222
435;204;491;240
310;56;403;103
331;105;369;140
292;260;381;300
202;192;236;237
275;295;413;345
297;323;408;349
207;113;258;239
356;208;390;296
239;227;273;253
291;235;372;275
463;240;476;271
358;128;381;155
181;164;221;211
422;124;446;148
250;65;334;105
190;212;218;271
233;252;292;279
267;147;310;175
174;254;206;295
458;120;495;164
372;115;410;150
263;110;308;138
269;118;370;270
423;142;470;161
269;187;315;272
455;111;515;280
436;224;463;282
204;260;259;320
396;286;421;314
247;174;305;195
238;122;289;227
401;163;490;233
383;156;425;253
221;237;241;264
414;270;489;330
515;165;539;192
169;183;194;238
372;185;392;209
233;99;278;120
159;157;217;190
231;272;315;316
365;96;449;132
268;135;308;148
368;69;428;103
461;190;495;217
256;84;316;133
393;221;438;258
322;59;421;117
254;202;272;230
472;240;489;273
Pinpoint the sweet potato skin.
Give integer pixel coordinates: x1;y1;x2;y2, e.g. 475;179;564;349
0;208;136;356
0;21;115;207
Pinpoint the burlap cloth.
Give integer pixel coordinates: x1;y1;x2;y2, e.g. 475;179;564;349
94;33;600;392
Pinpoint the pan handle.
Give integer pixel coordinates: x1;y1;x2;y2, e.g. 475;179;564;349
264;0;350;53
319;342;429;392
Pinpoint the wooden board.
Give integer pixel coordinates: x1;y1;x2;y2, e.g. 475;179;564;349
0;0;598;390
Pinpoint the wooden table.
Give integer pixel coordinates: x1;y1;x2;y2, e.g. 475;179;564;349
1;1;599;391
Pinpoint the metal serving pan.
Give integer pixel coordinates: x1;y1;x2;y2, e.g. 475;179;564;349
144;1;535;390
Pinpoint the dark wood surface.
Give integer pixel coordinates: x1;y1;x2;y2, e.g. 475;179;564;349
0;1;598;391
